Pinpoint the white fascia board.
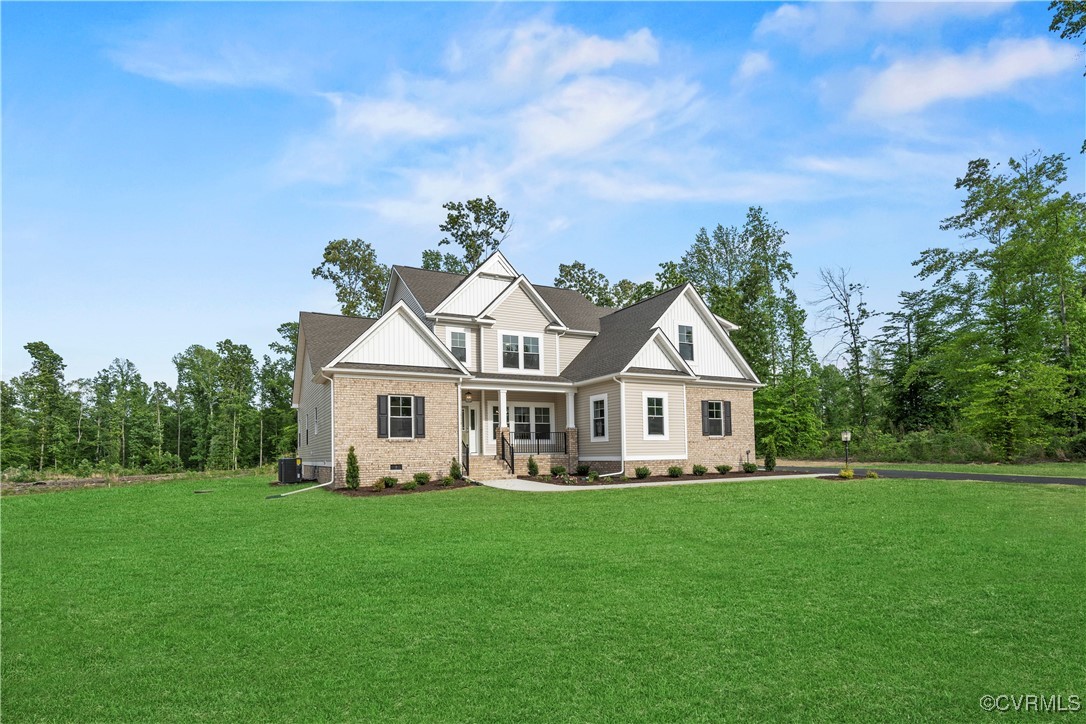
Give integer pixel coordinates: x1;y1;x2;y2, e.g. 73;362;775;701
292;326;307;407
478;275;566;328
430;250;518;316
326;300;470;375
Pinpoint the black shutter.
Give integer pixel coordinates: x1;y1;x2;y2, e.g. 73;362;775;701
377;395;388;438
723;401;733;436
414;396;426;438
701;400;710;436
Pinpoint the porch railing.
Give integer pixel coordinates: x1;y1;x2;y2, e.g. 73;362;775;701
499;432;515;474
461;440;470;478
509;431;567;455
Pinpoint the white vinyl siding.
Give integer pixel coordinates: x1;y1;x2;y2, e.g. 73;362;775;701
440;276;512;316
624;380;686;459
557;333;593;375
629;336;683;372
657;292;745;378
297;355;332;464
590;393;609;442
480;391;566;454
436;324;478;370
575;381;621;459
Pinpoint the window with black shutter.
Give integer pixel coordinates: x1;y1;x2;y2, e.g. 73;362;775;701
414;396;426;438
389;396;413;438
377;395;389;438
703;400;723;436
723;400;733;436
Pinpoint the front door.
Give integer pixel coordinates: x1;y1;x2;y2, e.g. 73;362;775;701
461;403;480;454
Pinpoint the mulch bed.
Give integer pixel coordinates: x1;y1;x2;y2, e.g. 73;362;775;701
516;470;799;485
332;479;477;497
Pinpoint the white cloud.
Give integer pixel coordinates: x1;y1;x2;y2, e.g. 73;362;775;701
497;21;659;85
326;94;456;140
733;51;773;83
756;2;1015;52
853;38;1078;117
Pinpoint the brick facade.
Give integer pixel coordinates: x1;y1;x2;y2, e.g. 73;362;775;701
331;376;460;487
684;386;756;470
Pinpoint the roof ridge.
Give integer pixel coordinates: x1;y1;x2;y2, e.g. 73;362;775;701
300;311;378;321
392;264;467;278
603;283;687;320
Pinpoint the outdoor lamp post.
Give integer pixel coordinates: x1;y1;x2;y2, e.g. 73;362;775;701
841;430;852;468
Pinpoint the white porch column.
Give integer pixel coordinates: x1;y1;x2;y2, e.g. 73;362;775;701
565;391;576;429
499;388;508;428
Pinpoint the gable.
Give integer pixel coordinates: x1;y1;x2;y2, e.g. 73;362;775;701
474;252;518;278
440;275;513;316
656;289;754;381
339;310;457;369
629;334;686;373
489;282;551;330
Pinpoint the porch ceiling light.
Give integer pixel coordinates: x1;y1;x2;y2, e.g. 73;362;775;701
464;392;473;402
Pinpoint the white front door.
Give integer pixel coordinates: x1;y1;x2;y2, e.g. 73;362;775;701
461;403;480;454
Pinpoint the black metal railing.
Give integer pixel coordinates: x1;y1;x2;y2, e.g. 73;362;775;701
461;440;470;477
500;432;515;473
509;431;567;455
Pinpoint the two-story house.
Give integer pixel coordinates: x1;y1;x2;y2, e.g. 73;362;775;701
293;251;761;484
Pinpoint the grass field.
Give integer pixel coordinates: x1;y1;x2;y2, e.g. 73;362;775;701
780;460;1086;478
3;473;1084;722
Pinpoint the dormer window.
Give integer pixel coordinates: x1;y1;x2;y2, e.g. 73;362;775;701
678;325;694;361
450;330;467;363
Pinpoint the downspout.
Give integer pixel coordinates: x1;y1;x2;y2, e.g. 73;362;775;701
598;375;626;478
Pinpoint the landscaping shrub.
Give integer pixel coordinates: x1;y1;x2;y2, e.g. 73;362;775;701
764;437;777;472
413;472;431;486
371;479;385;492
587;469;599;482
550;465;566;477
345;446;360;490
527;456;539;476
691;464;707;476
635;466;650;479
865;470;880;479
839;468;854;480
440;475;454;487
402;480;418;491
381;476;398;488
715;464;732;475
620;474;629;481
742;462;758;474
667;466;683;477
449;458;463;480
576;464;591;476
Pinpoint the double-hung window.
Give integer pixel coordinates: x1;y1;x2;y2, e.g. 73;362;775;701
591;395;608;441
450;331;467;363
389;396;414;438
646;396;665;436
534;407;551;440
706;401;723;436
502;335;520;368
500;333;542;371
678;325;694;361
523;336;540;370
513;407;531;440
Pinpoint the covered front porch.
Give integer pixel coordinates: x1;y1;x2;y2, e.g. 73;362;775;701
458;383;578;478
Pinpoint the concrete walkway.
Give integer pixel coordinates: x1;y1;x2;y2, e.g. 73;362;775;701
480;473;821;492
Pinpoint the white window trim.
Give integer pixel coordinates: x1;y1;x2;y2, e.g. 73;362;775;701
590;393;609;443
678;323;695;362
498;330;544;374
642;391;670;441
446;327;471;369
389;394;415;439
487;401;555;442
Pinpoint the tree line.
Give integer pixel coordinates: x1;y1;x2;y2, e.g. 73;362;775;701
1;325;298;478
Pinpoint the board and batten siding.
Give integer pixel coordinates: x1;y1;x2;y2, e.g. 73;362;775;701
575;380;621;460
389;275;429;326
434;323;479;371
297;354;332;464
440;276;512;316
482;285;557;374
657;293;744;379
340;310;451;368
623;379;687;460
630;336;681;371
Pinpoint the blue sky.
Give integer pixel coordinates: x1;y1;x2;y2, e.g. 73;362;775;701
3;2;1082;384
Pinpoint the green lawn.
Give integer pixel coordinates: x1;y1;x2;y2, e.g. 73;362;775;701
3;474;1084;722
782;460;1086;478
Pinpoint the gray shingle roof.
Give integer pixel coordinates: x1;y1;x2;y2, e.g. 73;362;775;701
299;312;376;372
391;266;465;312
392;265;612;332
560;286;687;382
470;372;571;384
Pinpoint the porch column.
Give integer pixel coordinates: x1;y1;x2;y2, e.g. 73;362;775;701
499;388;508;428
565;391;576;429
565;390;578;471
